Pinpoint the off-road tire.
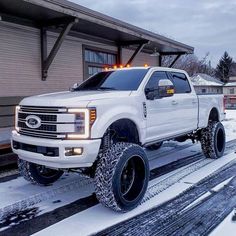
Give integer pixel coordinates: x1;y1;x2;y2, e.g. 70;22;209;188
94;142;149;212
18;159;63;185
200;121;226;159
146;142;163;151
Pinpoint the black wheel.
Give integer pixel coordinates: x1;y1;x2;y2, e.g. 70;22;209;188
146;142;163;151
18;159;63;185
200;121;226;159
94;142;149;212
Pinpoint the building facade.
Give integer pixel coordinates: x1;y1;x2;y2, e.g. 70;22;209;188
223;82;236;109
0;0;193;143
190;74;224;95
223;63;236;109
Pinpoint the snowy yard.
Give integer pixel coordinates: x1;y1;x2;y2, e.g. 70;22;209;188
222;110;236;141
0;110;235;236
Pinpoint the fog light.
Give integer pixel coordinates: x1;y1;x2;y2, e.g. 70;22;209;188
65;147;83;156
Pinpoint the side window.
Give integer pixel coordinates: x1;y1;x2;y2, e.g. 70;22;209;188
145;71;169;91
170;72;191;93
145;71;170;99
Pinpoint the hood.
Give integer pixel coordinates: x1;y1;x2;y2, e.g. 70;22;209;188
20;90;132;107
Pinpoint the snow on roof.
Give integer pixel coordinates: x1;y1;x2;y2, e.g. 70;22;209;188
224;82;236;87
190;73;224;87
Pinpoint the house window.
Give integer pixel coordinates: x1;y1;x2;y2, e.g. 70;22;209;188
84;48;117;79
229;88;235;94
202;88;206;93
85;50;116;65
88;66;103;77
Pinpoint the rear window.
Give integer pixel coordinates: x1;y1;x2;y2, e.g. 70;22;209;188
170;72;191;93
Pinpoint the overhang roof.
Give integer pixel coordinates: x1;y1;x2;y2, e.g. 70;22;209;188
224;82;236;87
0;0;194;55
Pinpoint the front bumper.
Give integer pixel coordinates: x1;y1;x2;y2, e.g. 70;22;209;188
11;131;101;169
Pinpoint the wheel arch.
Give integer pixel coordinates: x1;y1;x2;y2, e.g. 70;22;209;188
102;118;141;145
208;107;220;123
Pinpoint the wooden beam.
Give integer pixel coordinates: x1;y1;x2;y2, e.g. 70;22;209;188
125;41;148;66
117;45;122;65
169;54;182;68
41;18;78;80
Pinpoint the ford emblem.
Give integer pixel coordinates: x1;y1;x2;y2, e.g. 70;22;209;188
25;115;41;129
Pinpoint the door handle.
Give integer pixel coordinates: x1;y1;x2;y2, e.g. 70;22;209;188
172;100;178;105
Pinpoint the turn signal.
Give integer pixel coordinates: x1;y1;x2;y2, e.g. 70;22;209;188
90;108;97;125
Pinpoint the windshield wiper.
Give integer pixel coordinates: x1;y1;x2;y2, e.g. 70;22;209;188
98;87;117;90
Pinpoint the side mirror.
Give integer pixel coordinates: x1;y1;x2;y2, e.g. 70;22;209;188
158;79;174;98
145;87;158;100
69;83;79;91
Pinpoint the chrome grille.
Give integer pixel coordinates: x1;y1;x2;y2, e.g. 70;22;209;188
17;106;69;139
18;130;66;139
20;106;67;113
18;121;57;132
18;113;57;122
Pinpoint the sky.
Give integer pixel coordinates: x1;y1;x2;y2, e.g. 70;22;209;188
68;0;236;67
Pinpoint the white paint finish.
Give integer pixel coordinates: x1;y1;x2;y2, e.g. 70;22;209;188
12;131;101;168
198;93;225;128
12;67;225;169
145;95;179;141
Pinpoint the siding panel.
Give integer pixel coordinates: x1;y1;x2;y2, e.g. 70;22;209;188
0;21;157;99
0;22;83;97
122;48;158;67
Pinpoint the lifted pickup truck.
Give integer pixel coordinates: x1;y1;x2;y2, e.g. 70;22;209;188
12;67;226;212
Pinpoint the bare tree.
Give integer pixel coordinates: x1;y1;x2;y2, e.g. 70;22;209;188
161;53;215;77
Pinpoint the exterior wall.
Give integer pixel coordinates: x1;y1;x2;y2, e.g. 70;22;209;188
193;86;223;95
122;48;158;67
0;22;83;97
229;76;236;82
223;86;236;109
223;86;236;95
0;21;158;98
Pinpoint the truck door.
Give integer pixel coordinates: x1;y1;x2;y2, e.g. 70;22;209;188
145;71;178;143
168;72;198;133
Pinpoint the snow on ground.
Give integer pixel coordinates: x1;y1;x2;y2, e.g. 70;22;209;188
33;111;236;236
208;110;236;235
0;174;82;209
210;210;236;236
0;141;201;229
0;109;235;235
223;110;236;141
34;153;236;236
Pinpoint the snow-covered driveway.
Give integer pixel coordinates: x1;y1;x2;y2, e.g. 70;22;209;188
0;110;235;236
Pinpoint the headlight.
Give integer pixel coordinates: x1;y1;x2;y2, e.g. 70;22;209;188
67;108;96;139
15;106;20;132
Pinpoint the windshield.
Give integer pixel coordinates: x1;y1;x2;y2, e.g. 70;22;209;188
74;69;149;91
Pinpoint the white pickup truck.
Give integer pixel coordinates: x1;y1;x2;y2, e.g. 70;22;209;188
12;67;226;212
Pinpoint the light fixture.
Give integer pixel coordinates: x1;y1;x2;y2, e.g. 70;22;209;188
67;108;90;139
150;48;160;57
15;106;20;132
65;147;83;156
